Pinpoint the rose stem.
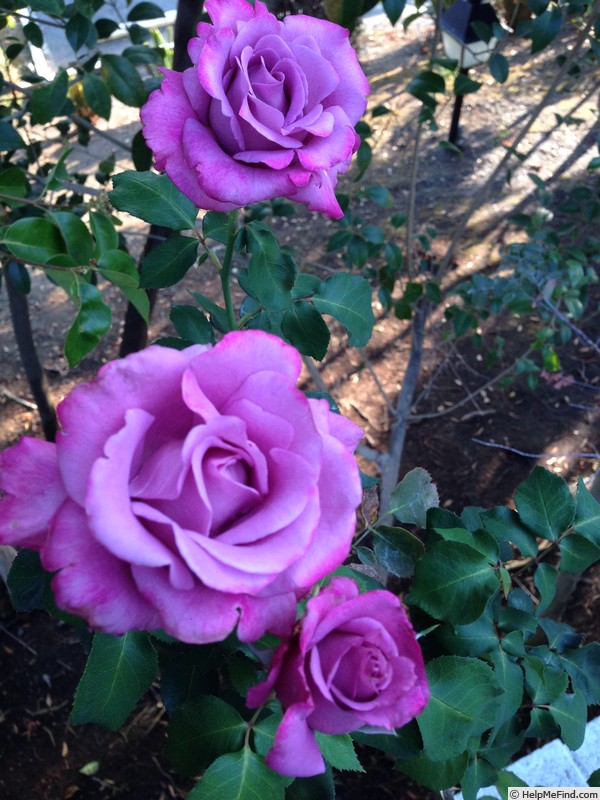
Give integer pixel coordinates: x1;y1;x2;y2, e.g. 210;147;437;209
219;210;239;332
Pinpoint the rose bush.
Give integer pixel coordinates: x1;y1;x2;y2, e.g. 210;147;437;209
140;0;369;218
0;332;363;644
247;576;430;777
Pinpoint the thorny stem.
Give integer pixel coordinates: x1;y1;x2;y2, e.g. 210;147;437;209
405;124;423;280
1;253;85;272
408;347;533;421
471;438;599;460
2;80;133;154
359;348;396;417
379;301;428;524
11;10;66;28
244;705;264;748
541;298;600;357
220;210;239;332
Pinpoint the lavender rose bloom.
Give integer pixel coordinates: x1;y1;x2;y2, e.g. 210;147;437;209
0;332;362;644
247;576;430;777
140;0;369;219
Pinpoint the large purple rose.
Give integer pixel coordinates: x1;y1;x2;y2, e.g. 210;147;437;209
0;332;362;644
140;0;369;219
247;576;430;777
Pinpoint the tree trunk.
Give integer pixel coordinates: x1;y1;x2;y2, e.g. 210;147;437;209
4;262;57;442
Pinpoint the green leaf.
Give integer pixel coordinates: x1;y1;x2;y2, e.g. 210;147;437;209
312;273;374;347
481;507;538;557
400;752;469;792
170;304;214;344
66;13;96;52
573;477;600;544
388;467;439;528
51;211;94;265
529;5;563;53
203;211;231;245
286;768;335;800
156;642;219;714
524;655;568;704
245;223;296;311
352;721;421;760
314;733;364;772
43;146;72;193
166;696;246;775
225;651;259;699
435;610;498;657
462;757;498;800
281;302;330;360
65;280;112;367
102;54;146;107
82;72;111;120
560;533;600;573
29;69;69;124
487;649;523;743
408;541;499;625
588;769;600;787
1;217;65;263
293;251;324;284
549;691;587;750
190;292;229;333
0;166;29;206
538;619;581;654
90;211;119;257
525;707;559;739
95;17;120;38
495;769;528;799
7;550;51;612
454;73;482;95
489;53;509;83
71;631;157;730
383;0;406;25
373;525;425;579
97;249;139;289
131;129;153;171
23;21;44;48
407;70;446;98
127;1;164;20
534;563;557;615
110;171;198;230
514;466;575;540
0;120;26;151
559;644;600;703
252;711;281;758
186;748;287;800
141;235;198;288
365;185;393;207
416;656;502;761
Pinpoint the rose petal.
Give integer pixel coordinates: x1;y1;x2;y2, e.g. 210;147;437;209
187;330;301;410
0;438;66;550
183;118;296;206
43;501;160;633
205;0;268;29
266;704;325;777
132;563;241;644
283;15;370;121
57;344;205;505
